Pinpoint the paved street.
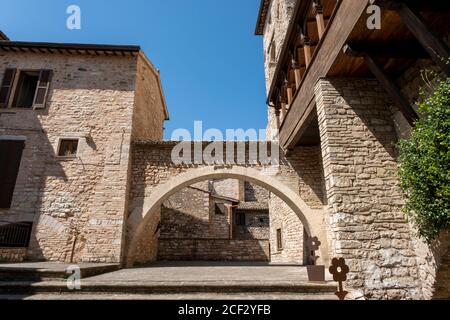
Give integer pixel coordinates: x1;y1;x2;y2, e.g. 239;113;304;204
86;261;333;283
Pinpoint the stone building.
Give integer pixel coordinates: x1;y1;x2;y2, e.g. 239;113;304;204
0;0;449;301
158;179;272;262
255;0;450;299
0;34;169;263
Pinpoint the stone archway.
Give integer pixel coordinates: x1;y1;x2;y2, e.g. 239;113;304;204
125;166;329;267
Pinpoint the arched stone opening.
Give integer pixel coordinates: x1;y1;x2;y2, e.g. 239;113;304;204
125;166;329;268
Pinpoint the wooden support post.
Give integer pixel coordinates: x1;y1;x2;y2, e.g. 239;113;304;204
393;2;450;75
343;45;418;126
275;107;281;129
294;68;302;89
226;204;233;240
297;47;303;66
303;38;312;67
292;59;302;89
280;102;287;123
287;86;293;106
313;1;326;39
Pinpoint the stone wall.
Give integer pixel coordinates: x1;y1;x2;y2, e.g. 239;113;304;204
234;211;270;240
269;196;304;265
126;142;327;266
394;59;450;300
132;54;167;141
244;182;270;202
157;182;272;262
158;239;270;262
315;78;424;300
262;0;297;91
0;51;165;263
0;247;27;263
262;0;297;136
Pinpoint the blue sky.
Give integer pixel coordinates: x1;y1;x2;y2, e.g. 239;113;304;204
0;0;267;139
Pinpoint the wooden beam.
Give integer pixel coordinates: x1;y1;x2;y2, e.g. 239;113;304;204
279;0;361;150
376;0;450;12
287;86;294;106
344;45;418;126
313;2;326;39
389;2;450;75
294;68;302;89
303;39;312;67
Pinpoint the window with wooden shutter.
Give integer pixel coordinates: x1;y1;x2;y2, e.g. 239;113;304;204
0;69;17;108
0;140;25;209
33;69;52;109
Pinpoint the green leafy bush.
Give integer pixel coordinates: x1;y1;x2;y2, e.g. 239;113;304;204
397;77;450;242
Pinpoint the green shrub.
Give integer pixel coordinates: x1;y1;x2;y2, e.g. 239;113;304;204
397;77;450;242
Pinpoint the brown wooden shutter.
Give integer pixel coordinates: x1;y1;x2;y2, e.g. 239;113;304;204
33;69;52;109
0;68;17;108
0;140;25;209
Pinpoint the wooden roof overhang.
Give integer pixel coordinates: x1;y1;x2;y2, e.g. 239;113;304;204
255;0;272;35
0;41;140;56
276;0;450;151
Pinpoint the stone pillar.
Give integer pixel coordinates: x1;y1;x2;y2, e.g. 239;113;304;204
315;78;423;299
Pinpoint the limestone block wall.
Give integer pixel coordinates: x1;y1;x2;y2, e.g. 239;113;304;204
0;51;165;263
262;0;297;135
158;239;270;262
269;196;304;265
234;211;270;240
209;179;241;200
160;187;213;239
244;182;270;202
394;58;450;300
262;0;297;91
132;55;167;141
315;78;424;299
128;208;161;266
127;142;327;266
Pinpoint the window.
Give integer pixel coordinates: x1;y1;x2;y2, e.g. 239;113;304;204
236;212;246;226
58;139;79;158
0;69;52;109
269;42;277;63
12;71;40;108
276;229;283;251
0;140;25;209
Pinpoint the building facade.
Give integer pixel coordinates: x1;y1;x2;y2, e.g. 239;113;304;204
255;0;450;299
0;38;169;263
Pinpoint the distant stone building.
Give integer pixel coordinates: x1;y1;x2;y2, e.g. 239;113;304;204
158;179;272;262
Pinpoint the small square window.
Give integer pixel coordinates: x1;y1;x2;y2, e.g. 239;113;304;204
58;139;79;157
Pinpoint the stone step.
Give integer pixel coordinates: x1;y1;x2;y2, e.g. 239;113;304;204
0;263;120;281
0;292;340;300
0;280;338;297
